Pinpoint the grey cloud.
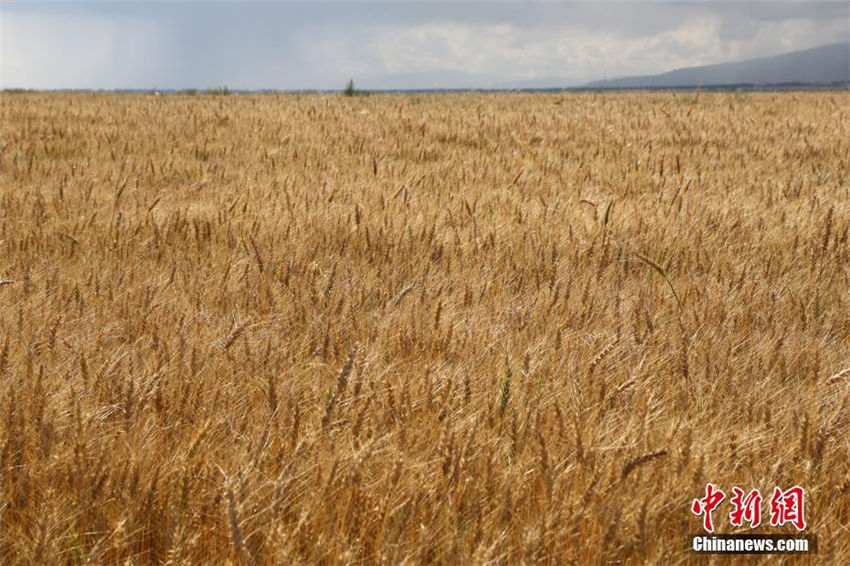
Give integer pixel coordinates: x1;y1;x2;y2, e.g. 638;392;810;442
1;1;847;89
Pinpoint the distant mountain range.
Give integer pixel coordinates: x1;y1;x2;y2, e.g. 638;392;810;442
45;42;846;93
585;43;849;89
356;43;848;92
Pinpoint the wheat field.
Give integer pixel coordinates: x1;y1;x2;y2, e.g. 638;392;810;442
0;91;848;564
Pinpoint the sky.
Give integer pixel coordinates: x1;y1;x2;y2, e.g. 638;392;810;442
1;1;848;90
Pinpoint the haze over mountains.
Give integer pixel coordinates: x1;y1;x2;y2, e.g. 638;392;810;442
359;43;848;91
585;43;849;89
358;71;580;91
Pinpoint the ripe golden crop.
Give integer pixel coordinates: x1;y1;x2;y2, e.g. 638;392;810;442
1;91;848;563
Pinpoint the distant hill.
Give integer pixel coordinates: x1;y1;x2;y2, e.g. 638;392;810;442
585;43;850;89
